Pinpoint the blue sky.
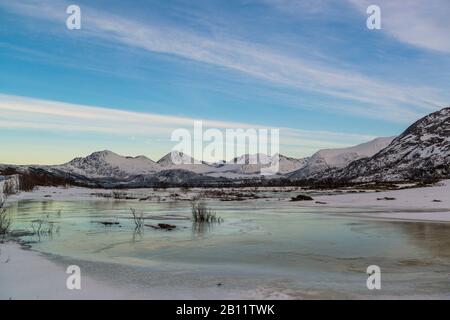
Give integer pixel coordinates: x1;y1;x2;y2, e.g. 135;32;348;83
0;0;449;164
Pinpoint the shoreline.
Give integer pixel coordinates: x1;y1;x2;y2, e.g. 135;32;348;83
4;241;449;300
2;181;450;300
5;180;450;223
0;241;297;300
0;242;134;300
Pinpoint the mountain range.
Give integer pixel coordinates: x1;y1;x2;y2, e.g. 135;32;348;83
1;107;448;187
319;107;450;182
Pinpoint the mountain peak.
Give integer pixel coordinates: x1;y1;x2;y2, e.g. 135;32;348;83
157;151;196;166
90;150;117;157
327;108;450;182
61;150;160;179
289;136;395;179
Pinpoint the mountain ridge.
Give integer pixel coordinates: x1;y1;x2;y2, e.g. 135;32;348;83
0;139;395;185
1;107;449;187
288;136;395;179
319;107;450;182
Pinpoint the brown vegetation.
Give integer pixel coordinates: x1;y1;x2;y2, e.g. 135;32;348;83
130;208;144;231
291;194;314;201
191;200;222;223
0;199;11;240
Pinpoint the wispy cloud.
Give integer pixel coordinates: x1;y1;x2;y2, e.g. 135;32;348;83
348;0;450;54
1;0;447;121
0;94;377;158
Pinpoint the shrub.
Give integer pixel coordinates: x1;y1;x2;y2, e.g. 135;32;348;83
3;179;16;196
191;201;222;223
31;219;55;235
180;186;190;193
0;168;88;192
0;195;11;241
112;191;125;199
130;208;144;230
0;199;11;240
290;194;313;201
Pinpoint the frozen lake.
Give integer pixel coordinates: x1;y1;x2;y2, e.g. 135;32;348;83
3;194;450;299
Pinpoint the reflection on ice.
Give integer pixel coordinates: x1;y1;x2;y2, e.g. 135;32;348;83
4;196;450;299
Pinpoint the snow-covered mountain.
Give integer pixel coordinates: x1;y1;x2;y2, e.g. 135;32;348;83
278;154;309;174
39;150;307;182
5;106;448;187
55;150;161;179
157;151;196;167
157;151;214;174
0;139;396;186
328;107;450;182
213;153;307;176
289;137;395;179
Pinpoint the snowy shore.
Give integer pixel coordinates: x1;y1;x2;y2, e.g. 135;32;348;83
6;180;450;223
0;242;130;300
2;181;450;300
0;242;292;300
296;180;450;222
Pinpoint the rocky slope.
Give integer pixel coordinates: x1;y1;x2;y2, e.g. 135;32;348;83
214;154;307;176
55;150;161;179
289;137;395;179
2;107;448;186
325;107;450;182
157;151;214;174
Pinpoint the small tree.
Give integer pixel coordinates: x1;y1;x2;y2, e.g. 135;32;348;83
191;200;222;223
130;208;144;231
3;179;15;196
0;197;11;241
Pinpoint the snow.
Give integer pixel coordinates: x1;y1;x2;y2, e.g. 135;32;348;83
290;137;395;178
0;242;283;300
0;242;131;300
157;151;215;174
6;179;450;223
2;180;450;299
0;136;400;183
311;136;395;168
56;150;308;177
0;175;19;202
57;150;161;178
2;108;448;184
331;107;450;182
295;180;450;222
214;153;306;175
3;136;394;183
157;151;195;166
277;154;308;174
156;152;305;176
6;186;101;202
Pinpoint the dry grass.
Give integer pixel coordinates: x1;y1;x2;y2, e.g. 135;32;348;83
180;186;190;193
0;185;12;240
3;180;15;197
290;194;313;201
31;213;55;235
198;189;264;201
112;191;137;200
191;201;222;223
130;208;144;230
31;219;55;235
0;200;11;240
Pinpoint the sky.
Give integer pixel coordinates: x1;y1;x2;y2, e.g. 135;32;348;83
0;0;449;164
